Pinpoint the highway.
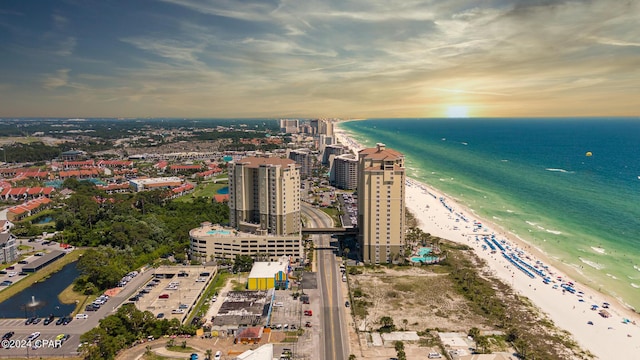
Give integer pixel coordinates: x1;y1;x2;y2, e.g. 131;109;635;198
302;203;349;360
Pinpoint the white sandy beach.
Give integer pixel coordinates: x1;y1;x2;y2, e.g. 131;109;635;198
335;127;640;360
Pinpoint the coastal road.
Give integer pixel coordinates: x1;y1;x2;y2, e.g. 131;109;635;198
302;203;349;360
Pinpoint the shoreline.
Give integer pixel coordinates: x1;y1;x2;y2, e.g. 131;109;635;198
334;124;640;359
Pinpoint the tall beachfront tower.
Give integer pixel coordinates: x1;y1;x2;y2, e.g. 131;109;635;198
357;143;406;264
229;156;301;236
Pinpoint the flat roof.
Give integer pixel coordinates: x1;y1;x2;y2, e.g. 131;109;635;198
22;250;65;272
248;259;289;279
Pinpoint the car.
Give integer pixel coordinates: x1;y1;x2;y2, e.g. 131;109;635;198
35;252;44;256
214;350;222;360
27;332;40;341
18;260;28;264
32;317;41;324
428;353;442;359
25;316;36;325
43;314;55;325
55;317;65;325
156;313;165;319
8;271;17;277
171;309;185;314
62;316;73;325
304;310;312;316
86;304;97;311
159;294;169;299
2;331;14;340
18;272;28;276
190;353;199;360
587;321;594;325
0;270;6;274
345;301;350;308
0;280;12;286
179;303;188;309
129;296;139;302
273;302;284;307
305;321;312;327
75;313;88;319
6;266;14;270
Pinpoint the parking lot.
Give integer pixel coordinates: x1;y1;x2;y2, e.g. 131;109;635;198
129;266;216;323
269;290;304;331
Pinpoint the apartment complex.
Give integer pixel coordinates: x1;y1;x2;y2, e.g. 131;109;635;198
331;153;358;190
229;156;301;235
322;144;345;166
357;143;406;264
279;119;299;134
191;155;303;263
288;149;315;179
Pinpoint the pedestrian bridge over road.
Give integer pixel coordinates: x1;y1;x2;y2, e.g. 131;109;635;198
301;227;359;235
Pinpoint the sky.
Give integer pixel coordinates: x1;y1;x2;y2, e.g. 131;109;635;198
0;0;639;119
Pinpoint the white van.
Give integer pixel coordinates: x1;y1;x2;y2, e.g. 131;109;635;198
75;314;88;320
427;353;442;359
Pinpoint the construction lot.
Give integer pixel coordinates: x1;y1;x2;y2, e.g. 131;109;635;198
131;265;216;322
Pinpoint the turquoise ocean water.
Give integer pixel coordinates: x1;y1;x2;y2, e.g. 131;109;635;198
339;118;640;310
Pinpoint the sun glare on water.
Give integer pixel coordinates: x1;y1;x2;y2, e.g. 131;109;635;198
446;105;469;118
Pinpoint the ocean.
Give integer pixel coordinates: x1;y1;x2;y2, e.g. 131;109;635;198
339;118;640;311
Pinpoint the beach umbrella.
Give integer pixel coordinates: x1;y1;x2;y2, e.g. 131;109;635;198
586;151;593;156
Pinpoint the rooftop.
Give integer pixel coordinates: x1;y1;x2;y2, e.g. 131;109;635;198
247;257;289;279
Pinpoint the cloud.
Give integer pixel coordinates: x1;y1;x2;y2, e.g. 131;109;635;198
52;14;68;30
43;69;71;89
56;37;77;56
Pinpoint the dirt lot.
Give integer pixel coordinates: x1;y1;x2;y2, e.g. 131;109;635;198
349;266;489;334
345;265;493;359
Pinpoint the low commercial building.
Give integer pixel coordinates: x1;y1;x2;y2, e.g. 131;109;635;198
213;290;272;326
189;223;302;263
247;256;290;290
129;177;183;192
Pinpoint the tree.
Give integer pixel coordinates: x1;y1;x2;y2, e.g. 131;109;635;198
402;318;408;331
348;355;356;360
476;336;490;354
379;316;395;333
206;349;213;360
233;254;254;272
468;327;480;339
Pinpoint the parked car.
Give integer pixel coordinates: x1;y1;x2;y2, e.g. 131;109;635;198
156;313;165;319
2;331;14;340
55;317;65;325
159;294;169;299
18;260;28;264
27;332;40;341
62;316;73;325
214;351;222;360
75;314;88;320
304;310;313;316
43;314;55;325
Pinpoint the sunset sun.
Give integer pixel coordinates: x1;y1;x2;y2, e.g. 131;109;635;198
446;105;469;118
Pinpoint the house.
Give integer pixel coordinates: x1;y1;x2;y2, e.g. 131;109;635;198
0;233;17;263
0;220;14;233
234;327;264;344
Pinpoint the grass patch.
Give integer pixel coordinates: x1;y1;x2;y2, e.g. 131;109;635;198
166;345;195;353
173;181;228;203
0;249;85;303
143;353;173;360
319;207;342;227
186;270;228;324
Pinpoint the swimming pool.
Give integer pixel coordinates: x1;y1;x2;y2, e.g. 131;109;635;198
206;229;232;236
216;186;229;195
410;247;438;263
